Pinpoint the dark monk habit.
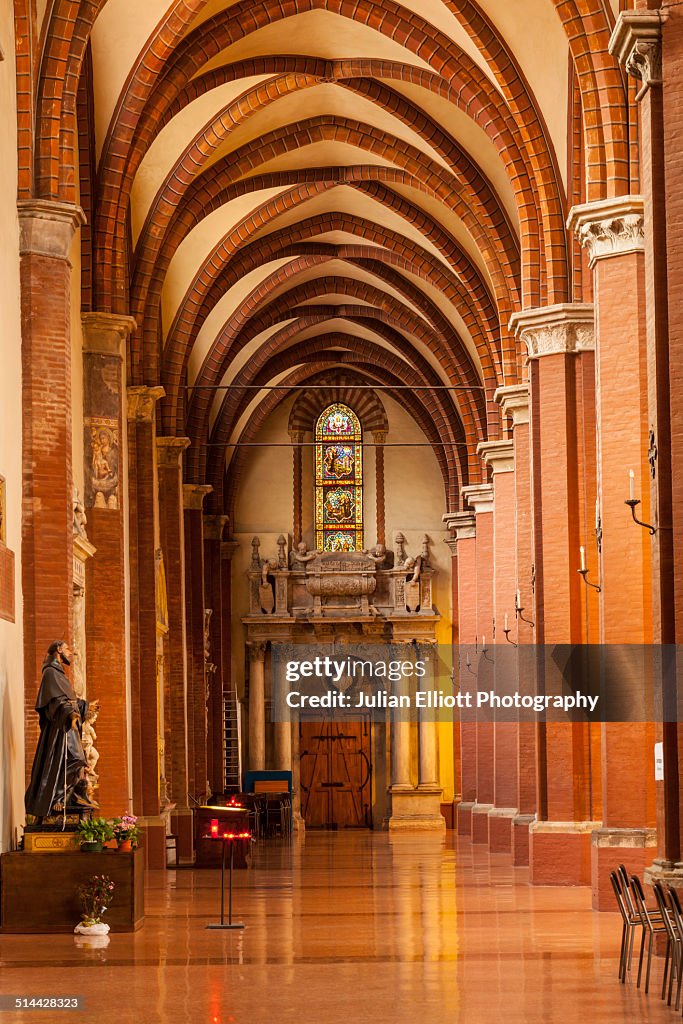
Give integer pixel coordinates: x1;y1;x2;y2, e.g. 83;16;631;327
24;642;89;818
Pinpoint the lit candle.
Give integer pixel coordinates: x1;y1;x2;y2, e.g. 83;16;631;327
504;612;509;631
629;469;635;501
482;634;486;650
580;545;586;572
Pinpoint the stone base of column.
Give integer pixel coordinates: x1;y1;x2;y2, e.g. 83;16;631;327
471;803;494;844
456;801;474;836
591;828;657;910
140;815;168;870
388;786;445;831
512;814;535;867
488;807;516;853
645;859;683;891
171;808;195;865
292;810;306;833
530;820;601;885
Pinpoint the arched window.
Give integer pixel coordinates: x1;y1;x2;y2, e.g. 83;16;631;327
315;403;363;552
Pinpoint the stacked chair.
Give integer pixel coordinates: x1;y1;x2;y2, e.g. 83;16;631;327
611;865;683;1012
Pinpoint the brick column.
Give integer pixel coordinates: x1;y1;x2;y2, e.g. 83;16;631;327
495;384;537;865
156;436;192;861
511;305;600;885
204;515;228;795
126;385;167;868
443;511;477;836
184;484;212;804
18;200;84;766
611;12;683;896
569;195;657;907
478;440;518;855
460;484;494;844
82;312;135;815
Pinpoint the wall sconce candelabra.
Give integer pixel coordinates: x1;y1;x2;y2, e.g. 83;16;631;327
625;468;656;535
514;589;534;628
503;612;517;647
577;545;601;592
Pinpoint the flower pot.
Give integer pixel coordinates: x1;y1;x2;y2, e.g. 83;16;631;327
116;839;132;853
74;921;110;936
80;841;103;853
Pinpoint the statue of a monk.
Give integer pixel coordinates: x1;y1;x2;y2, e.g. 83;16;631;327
24;641;95;819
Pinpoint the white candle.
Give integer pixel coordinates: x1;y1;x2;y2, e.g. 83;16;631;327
482;635;486;650
504;613;509;631
629;469;635;501
595;497;599;531
515;589;521;610
580;546;586;572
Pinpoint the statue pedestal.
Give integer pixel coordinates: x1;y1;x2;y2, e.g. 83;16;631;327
0;849;145;933
388;786;446;831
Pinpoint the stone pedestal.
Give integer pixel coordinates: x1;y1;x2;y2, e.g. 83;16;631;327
388;786;445;832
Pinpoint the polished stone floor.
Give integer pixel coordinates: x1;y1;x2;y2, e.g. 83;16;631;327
0;831;674;1023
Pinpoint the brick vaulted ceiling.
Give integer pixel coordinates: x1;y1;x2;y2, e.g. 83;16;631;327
15;0;635;518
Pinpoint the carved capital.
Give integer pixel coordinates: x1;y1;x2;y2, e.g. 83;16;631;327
509;304;595;359
494;383;529;426
248;641;267;662
609;12;662;98
567;197;645;267
461;484;494;516
204;514;229;541
156;435;190;468
442;511;476;541
477;439;514;475
17;199;85;260
183;484;213;510
128;385;165;422
373;430;387;445
82;313;136;356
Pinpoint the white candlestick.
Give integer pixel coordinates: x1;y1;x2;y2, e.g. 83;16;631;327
580;546;586;572
595;497;599;532
515;589;521;610
482;635;486;650
629;469;635;501
504;613;509;631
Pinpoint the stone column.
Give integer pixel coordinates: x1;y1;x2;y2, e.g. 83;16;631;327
478;440;518;855
274;719;292;772
155;433;192;862
495;384;537;865
127;387;168;867
18;200;84;767
610;11;681;896
248;642;266;771
443;511;477;836
204;515;228;795
82;313;135;815
569;195;657;908
460;484;495;845
510;305;600;886
183;484;213;804
291;430;303;545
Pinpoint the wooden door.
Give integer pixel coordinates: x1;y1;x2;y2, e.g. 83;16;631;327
299;718;372;828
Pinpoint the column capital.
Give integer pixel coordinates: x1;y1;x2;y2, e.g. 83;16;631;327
156;435;191;468
128;385;165;422
609;11;663;97
442;511;476;540
82;312;136;356
204;514;229;541
222;539;240;560
494;383;529;426
567;196;645;267
461;484;494;515
248;641;267;661
17;199;85;260
372;430;387;445
509;304;595;359
183;484;213;510
477;439;514;474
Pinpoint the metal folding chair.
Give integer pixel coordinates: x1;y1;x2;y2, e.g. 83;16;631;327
630;874;667;994
653;880;682;1004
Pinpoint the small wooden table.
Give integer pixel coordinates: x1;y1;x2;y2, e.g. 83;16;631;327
0;848;145;933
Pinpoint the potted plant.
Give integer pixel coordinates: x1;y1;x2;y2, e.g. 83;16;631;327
76;817;114;853
74;874;115;936
112;814;141;852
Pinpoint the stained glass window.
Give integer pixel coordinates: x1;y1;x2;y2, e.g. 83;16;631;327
315;404;363;553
